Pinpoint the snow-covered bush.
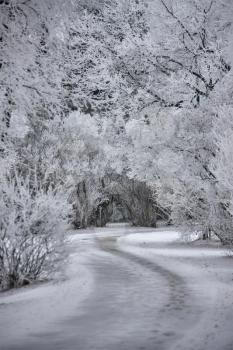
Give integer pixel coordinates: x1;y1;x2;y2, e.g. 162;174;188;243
0;170;70;290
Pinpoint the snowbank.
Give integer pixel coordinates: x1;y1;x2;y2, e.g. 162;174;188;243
117;229;227;258
118;230;181;244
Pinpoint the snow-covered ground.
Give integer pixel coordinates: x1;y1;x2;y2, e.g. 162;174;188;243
0;234;94;349
0;224;233;350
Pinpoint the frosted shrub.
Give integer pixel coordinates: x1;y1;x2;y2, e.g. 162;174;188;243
0;171;69;290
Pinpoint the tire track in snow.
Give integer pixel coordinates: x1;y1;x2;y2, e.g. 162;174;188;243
97;236;201;349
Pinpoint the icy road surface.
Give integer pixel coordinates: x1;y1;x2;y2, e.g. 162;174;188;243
0;224;233;350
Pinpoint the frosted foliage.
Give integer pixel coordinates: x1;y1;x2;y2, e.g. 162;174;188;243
1;0;233;291
0;171;70;289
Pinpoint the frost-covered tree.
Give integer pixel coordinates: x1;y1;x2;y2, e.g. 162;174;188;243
121;0;233;241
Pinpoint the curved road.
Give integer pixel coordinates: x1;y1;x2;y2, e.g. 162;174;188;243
0;227;233;350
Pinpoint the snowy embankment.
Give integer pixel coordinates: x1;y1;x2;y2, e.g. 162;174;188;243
118;228;227;257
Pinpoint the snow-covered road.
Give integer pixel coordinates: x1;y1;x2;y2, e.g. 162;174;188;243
0;225;233;350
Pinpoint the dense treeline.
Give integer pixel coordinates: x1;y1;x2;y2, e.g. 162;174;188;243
1;0;233;288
